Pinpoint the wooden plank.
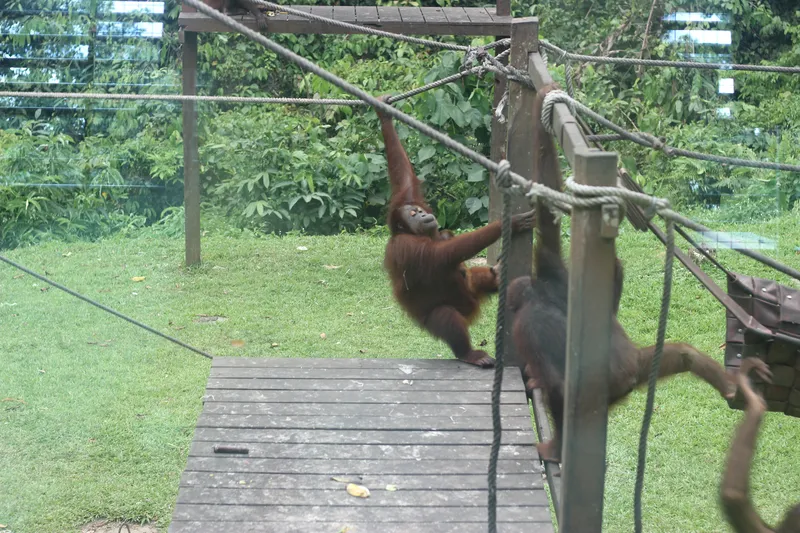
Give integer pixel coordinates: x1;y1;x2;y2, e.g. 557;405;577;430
169;521;552;533
444;7;471;25
177;487;548;507
354;5;379;26
180;472;544;491
206;375;523;392
208;366;523;382
200;400;528;417
332;5;355;23
196;413;534;430
500;18;538;367
178;9;512;36
188;442;538;460
377;6;402;24
558;149;618;531
191;428;538;446
200;389;526;404
422;7;448;25
185;456;541;475
464;7;496;24
181;31;201;267
172;503;552;522
397;7;426;36
212;356;527;370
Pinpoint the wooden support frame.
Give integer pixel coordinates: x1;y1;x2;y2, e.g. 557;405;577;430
526;44;619;531
179;2;511;266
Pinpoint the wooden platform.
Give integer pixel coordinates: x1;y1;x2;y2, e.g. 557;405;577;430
168;357;553;533
179;6;512;36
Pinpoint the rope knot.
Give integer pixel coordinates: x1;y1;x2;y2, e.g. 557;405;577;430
495;160;512;189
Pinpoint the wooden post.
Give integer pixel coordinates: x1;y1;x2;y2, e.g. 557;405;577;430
558;148;618;531
182;30;201;266
485;0;510;265
499;18;537;368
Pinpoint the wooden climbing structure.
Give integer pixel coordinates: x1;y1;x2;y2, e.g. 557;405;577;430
168;357;554;533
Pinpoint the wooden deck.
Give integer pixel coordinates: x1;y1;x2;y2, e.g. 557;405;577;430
179;6;512;36
168;357;553;533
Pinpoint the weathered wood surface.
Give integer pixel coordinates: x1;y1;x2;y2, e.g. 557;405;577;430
178;6;511;36
169;357;553;533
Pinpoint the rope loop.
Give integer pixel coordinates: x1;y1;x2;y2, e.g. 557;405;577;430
541;90;576;135
494;159;513;189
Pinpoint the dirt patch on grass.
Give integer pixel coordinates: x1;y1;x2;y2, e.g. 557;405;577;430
81;521;159;533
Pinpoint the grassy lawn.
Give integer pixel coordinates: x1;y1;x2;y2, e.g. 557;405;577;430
1;212;800;533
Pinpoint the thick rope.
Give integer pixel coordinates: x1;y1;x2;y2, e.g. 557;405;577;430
541;90;800;173
633;220;675;533
539;39;800;74
488;160;513;533
0;254;215;360
250;0;469;51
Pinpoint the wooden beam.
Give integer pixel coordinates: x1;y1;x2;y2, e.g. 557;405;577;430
486;40;509;265
527;51;589;167
178;8;511;36
496;0;510;17
182;30;201;267
558;148;618;531
500;17;538;368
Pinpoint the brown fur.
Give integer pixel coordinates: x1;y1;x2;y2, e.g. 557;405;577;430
721;358;800;533
506;83;736;461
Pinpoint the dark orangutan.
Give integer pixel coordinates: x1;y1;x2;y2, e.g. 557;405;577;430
506;83;735;462
204;0;267;30
374;95;535;368
721;358;800;533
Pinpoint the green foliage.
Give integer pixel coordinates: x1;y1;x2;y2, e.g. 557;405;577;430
0;120;182;248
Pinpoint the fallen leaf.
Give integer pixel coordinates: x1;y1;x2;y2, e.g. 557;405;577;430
40;287;49;292
131;276;145;282
146;285;152;289
330;476;351;483
346;312;354;317
359;349;367;354
297;246;308;251
320;333;327;340
398;364;413;375
479;339;488;347
385;484;398;491
38;369;45;374
718;342;726;349
324;265;342;270
13;274;24;279
338;528;351;533
62;252;72;257
231;339;246;348
346;483;370;498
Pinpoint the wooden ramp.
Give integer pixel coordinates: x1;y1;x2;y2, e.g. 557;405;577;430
169;357;553;533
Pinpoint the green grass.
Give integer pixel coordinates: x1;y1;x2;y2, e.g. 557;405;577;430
1;212;800;533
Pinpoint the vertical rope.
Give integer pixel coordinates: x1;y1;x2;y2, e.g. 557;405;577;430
488;160;513;533
633;219;675;532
